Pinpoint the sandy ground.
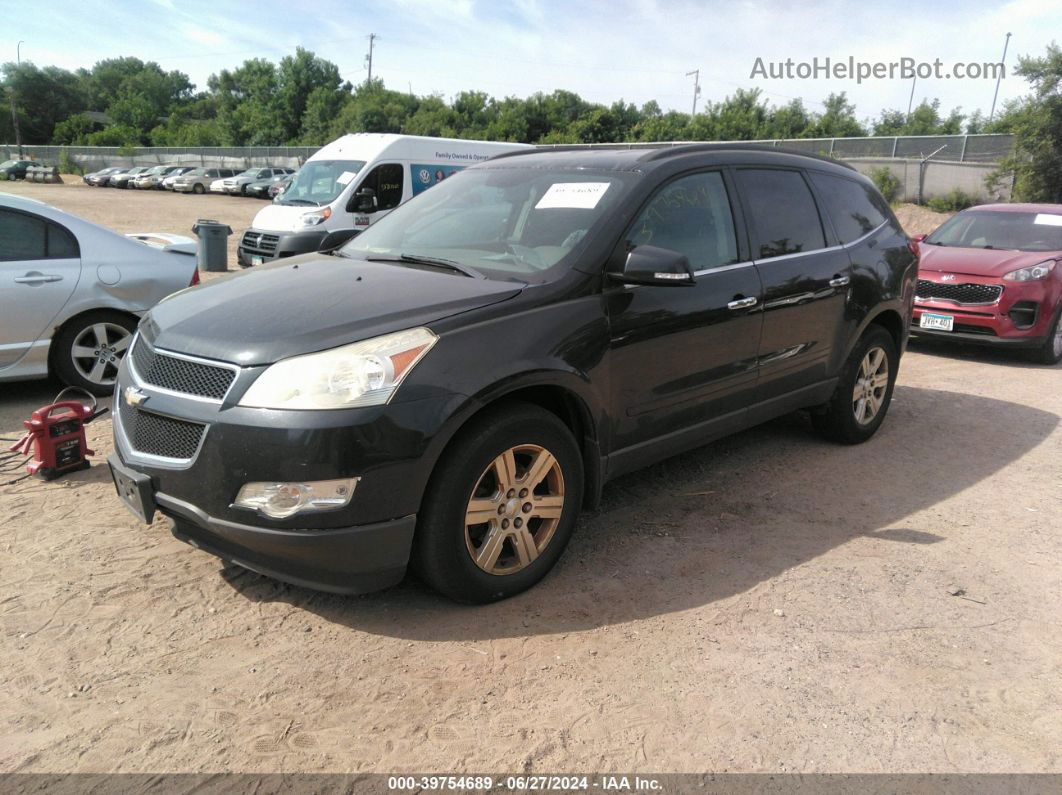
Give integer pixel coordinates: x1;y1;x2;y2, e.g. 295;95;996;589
1;181;1059;774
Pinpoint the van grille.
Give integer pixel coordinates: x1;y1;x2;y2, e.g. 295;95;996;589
241;231;279;254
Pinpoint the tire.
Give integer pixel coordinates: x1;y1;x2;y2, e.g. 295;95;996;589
1033;306;1062;365
193;183;205;195
411;402;584;603
811;325;898;444
52;311;138;396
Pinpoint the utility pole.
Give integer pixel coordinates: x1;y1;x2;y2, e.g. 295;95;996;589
988;31;1012;123
9;40;24;156
686;69;701;116
906;75;917;123
364;33;376;87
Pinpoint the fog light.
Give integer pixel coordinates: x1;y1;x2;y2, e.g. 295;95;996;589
233;478;359;519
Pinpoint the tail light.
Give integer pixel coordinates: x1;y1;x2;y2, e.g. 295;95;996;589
189;268;200;286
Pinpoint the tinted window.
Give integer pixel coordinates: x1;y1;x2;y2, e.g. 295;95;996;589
0;209;46;260
628;171;739;270
361;163;405;211
735;169;825;259
48;223;79;258
810;173;888;244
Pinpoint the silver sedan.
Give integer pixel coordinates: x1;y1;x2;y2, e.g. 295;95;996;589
0;193;199;395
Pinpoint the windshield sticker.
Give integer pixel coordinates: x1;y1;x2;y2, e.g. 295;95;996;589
535;182;610;209
336;171;358;185
1033;213;1062;227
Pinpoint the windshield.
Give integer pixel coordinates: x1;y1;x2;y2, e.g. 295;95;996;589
237;169;259;177
926;210;1062;253
340;166;633;281
277;159;366;206
0;160;14;168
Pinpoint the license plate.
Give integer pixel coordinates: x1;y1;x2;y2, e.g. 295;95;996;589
919;312;954;331
251;256;264;266
108;454;156;524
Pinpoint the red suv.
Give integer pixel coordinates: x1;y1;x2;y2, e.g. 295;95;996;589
912;204;1062;364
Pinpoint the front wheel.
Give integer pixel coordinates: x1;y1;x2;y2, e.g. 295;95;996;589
52;311;137;396
812;326;898;444
193;183;205;195
411;403;583;603
1033;306;1062;365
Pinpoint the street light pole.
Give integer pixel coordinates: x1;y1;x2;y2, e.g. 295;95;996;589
988;32;1012;123
686;69;701;116
9;40;24;156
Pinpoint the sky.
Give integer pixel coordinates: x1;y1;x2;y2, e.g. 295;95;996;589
6;0;1060;123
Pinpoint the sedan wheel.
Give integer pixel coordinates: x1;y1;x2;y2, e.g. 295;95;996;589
464;444;565;575
53;312;137;396
852;346;890;425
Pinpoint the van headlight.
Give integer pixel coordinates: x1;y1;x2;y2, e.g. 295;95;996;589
299;207;332;227
1003;259;1056;282
238;328;438;409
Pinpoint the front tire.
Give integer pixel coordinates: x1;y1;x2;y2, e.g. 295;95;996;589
52;311;137;396
193;183;205;195
411;403;584;603
812;325;898;444
1034;306;1062;365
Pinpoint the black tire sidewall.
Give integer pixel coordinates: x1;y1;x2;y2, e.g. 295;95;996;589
413;405;584;603
1037;305;1062;365
53;311;138;396
818;326;899;443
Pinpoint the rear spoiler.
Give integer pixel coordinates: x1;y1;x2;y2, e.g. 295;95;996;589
126;232;197;256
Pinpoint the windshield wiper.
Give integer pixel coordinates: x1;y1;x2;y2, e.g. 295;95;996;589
280;198;321;206
367;253;483;279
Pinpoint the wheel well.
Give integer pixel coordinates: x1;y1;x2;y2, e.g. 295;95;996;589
48;308;139;370
868;309;903;352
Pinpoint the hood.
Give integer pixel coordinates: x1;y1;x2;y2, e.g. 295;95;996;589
252;202;313;233
919;243;1061;278
141;254;524;364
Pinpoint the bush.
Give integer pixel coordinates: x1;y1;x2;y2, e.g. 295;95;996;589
926;188;978;213
0;172;8;181
867;166;900;202
58;149;83;176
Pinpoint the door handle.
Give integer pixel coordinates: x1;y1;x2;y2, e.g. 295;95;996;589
727;296;758;310
14;274;63;284
829;275;850;288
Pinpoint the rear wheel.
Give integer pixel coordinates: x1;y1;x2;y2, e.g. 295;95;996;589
812;326;898;444
1034;306;1062;365
193;183;205;195
52;311;137;396
411;403;583;603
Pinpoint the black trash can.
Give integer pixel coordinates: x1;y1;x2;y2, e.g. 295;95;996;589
191;219;233;272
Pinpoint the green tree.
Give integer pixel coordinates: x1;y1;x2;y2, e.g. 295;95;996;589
51;113;97;144
0;62;87;143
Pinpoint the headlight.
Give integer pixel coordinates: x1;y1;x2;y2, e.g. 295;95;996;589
238;327;438;409
1003;259;1056;282
299;207;332;227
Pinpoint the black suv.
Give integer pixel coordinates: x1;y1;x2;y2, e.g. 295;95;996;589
109;145;916;602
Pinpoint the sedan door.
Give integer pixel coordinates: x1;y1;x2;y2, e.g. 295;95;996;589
606;170;763;474
732;168;852;406
0;207;81;369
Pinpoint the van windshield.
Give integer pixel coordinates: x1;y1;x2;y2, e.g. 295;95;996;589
277;160;366;206
339;167;633;282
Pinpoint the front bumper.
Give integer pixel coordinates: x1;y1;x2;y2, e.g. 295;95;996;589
237;227;328;265
911;271;1058;349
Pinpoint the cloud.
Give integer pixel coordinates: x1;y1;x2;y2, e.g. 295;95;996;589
181;24;228;48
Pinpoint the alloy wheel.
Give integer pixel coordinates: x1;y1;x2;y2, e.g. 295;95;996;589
71;322;132;388
1053;318;1062;359
464;444;565;575
852;346;889;425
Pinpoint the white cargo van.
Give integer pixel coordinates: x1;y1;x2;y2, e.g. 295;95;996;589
237;133;532;266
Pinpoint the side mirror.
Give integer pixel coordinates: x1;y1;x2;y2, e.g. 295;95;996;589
318;229;360;253
353;187;377;213
608;245;695;286
911;234;926;243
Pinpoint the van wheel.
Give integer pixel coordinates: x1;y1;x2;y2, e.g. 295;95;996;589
1033;306;1062;365
193;183;205;195
411;403;583;603
52;311;137;396
811;326;898;444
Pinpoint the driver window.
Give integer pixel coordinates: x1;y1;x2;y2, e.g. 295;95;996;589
359;163;404;211
628;171;739;271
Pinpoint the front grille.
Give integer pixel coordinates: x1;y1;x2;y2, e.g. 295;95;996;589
916;280;1002;305
119;400;205;460
130;336;236;400
240;231;278;253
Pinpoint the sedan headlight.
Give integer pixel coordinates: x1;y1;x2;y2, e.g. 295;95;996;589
1003;259;1056;282
299;207;332;227
238;327;438;409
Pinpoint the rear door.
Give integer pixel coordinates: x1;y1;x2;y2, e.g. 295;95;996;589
606;169;763;467
732;167;852;403
0;208;81;369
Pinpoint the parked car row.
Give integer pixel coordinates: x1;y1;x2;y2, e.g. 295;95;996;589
1;159;40;180
81;165;293;198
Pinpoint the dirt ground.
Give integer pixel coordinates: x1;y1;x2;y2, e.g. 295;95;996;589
1;181;1060;774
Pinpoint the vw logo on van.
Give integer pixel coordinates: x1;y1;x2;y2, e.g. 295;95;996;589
418;168;432;185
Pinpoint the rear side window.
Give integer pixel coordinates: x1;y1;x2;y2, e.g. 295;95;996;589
360;163;405;211
735;169;825;259
810;173;889;244
627;171;739;271
0;210;79;260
